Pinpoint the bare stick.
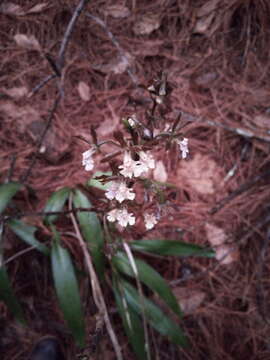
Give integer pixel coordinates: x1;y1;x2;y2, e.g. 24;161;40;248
255;227;270;325
179;110;270;143
20;95;61;183
29;74;57;98
86;13;138;86
69;196;123;360
210;169;270;215
58;0;90;69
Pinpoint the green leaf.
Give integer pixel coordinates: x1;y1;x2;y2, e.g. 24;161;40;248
44;187;71;224
113;252;182;318
51;241;85;347
87;171;112;190
7;219;49;255
113;276;148;360
72;189;104;275
131;239;215;258
121;280;188;348
0;182;22;214
0;266;25;324
121;280;187;348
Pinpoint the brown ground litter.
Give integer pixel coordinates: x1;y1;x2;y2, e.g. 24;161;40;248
1;0;270;359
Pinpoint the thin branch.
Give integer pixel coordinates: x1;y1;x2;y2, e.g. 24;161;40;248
210;169;270;215
86;12;138;86
28;74;57;98
255;227;270;325
20;95;61;184
1;207;104;222
69;196;123;360
179;110;270;143
58;0;90;69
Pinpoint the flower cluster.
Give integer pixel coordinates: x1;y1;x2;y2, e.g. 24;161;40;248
81;120;189;230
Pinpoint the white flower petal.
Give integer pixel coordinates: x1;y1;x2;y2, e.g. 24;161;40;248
144;213;158;230
82;148;95;171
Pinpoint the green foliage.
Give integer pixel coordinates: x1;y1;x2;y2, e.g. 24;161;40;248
113;276;148;360
0;182;22;214
72;189;105;275
51;240;85;347
0;266;26;324
131;239;215;258
119;279;188;348
113;252;182;318
7;219;49;255
44;187;71;224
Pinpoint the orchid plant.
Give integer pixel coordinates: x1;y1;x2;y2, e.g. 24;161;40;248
0;75;214;360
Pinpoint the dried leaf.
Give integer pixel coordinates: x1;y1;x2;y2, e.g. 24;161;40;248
103;5;130;19
205;223;239;264
215;244;239;265
173;287;206;315
14;34;40;51
194;12;215;34
92;53;132;75
0;102;40;132
26;3;49;14
194;0;220;34
177;153;223;195
205;223;227;246
153;161;168;183
3;86;28;99
253;114;270;130
0;3;24;16
133;14;161;35
77;81;91;102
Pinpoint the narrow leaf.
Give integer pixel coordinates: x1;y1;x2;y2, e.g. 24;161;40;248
113;276;148;360
113;252;182;318
122;280;188;348
0;266;25;324
44;187;71;224
51;241;85;347
0;182;22;214
131;239;215;258
72;189;104;274
7;219;49;255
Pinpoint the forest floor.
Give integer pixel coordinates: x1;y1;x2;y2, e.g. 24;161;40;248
1;1;270;359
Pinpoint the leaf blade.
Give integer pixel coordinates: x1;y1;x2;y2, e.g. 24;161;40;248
51;241;85;347
113;276;148;360
44;187;71;224
72;189;104;274
113;252;182;318
121;280;188;348
0;266;26;324
131;239;215;258
0;182;22;214
7;219;49;255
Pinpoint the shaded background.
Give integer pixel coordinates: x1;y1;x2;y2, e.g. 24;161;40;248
1;0;270;359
